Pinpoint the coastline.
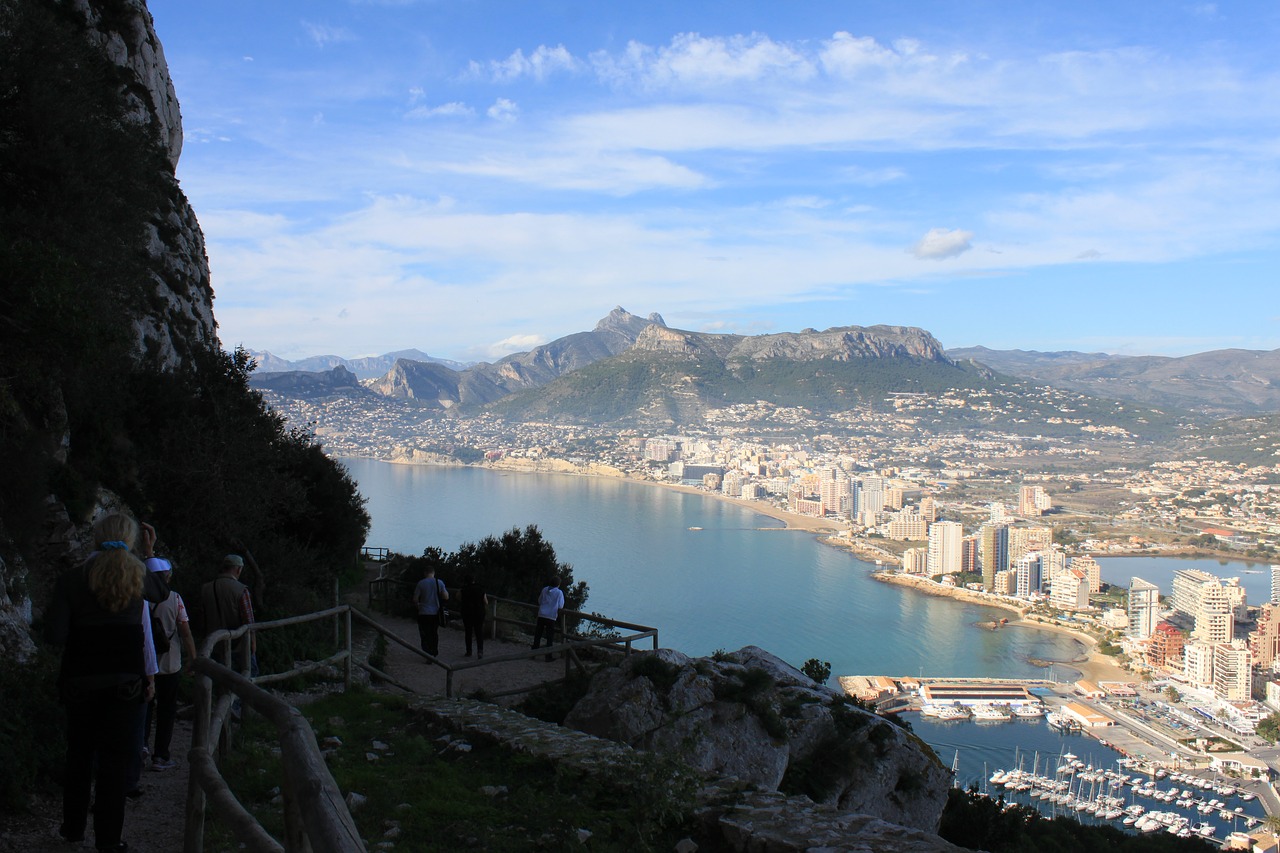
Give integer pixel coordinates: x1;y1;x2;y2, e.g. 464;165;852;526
371;454;1131;684
871;570;1132;685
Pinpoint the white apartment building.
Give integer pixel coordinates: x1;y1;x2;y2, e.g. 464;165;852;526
1070;555;1102;594
1194;585;1235;645
886;508;927;541
1172;568;1224;620
1015;553;1043;599
994;569;1017;596
1213;641;1252;701
1040;548;1067;585
1271;564;1280;606
1184;642;1214;688
1127;578;1160;640
927;521;964;575
901;547;928;574
1008;525;1053;566
1050;568;1090;611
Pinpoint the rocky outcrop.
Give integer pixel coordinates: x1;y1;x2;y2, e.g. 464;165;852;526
250;366;371;400
412;692;964;853
729;325;951;363
564;646;951;834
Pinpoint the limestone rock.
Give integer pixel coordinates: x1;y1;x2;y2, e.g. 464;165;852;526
564;646;951;833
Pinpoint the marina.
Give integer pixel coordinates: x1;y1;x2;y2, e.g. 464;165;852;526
846;673;1278;840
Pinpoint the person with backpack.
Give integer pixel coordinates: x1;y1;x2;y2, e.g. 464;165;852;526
411;565;448;657
144;558;196;771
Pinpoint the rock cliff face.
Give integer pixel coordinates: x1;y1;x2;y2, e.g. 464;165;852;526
67;0;216;367
628;323;952;364
0;0;218;657
564;647;951;834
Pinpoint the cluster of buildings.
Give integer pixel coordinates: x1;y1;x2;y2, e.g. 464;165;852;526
1125;567;1280;711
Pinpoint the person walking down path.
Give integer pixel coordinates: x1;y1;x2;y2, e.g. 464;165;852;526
145;558;197;772
460;575;489;659
45;513;158;853
198;555;256;672
531;578;564;662
411;566;449;657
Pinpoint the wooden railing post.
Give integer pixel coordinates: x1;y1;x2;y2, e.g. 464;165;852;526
184;671;212;853
344;607;353;691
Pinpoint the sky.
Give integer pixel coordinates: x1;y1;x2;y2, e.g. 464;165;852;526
147;1;1280;363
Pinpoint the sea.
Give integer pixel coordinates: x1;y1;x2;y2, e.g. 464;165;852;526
342;457;1271;834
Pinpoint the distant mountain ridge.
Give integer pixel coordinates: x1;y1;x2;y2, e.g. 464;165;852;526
248;348;471;380
948;345;1280;416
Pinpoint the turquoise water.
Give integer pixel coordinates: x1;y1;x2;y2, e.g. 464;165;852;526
343;458;1084;679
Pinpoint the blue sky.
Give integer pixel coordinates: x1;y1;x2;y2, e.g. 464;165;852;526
148;1;1280;363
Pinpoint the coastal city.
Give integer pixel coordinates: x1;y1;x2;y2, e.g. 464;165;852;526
258;384;1280;846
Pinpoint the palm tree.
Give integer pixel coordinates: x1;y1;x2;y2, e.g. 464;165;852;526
1263;813;1280;842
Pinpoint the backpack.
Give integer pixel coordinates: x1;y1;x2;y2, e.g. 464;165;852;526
149;601;171;657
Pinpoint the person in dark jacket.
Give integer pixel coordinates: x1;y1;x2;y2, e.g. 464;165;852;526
46;512;157;852
460;574;489;659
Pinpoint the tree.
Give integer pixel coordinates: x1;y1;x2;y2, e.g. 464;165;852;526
801;658;832;685
1257;713;1280;743
1165;687;1181;703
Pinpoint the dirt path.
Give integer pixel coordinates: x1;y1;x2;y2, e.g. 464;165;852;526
1;592;564;852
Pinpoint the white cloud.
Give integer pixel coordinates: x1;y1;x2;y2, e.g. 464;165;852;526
405;101;475;119
486;334;548;358
487;98;519;122
470;44;579;83
301;22;355;48
911;228;974;260
590;32;813;90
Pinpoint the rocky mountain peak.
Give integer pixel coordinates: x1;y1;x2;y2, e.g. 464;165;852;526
595;307;666;336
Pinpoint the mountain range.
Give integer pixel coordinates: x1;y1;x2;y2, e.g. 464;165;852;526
248;308;1280;427
948;346;1280;417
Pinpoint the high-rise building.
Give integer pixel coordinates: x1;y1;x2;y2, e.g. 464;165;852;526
886;508;927;541
1009;525;1053;566
919;496;938;523
1127;578;1160;640
927;521;964;575
1049;568;1089;611
1070;555;1102;594
901;547;928;574
1018;485;1052;517
1040;548;1067;585
1171;568;1223;620
1183;642;1213;687
1147;622;1185;670
1251;603;1280;671
1213;641;1252;701
980;523;1009;592
1194;585;1235;645
1272;565;1280;605
994;569;1017;595
960;535;979;574
1014;553;1043;599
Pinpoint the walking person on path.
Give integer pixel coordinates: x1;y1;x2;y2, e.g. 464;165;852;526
145;557;196;771
412;566;448;657
198;554;256;673
531;577;564;662
46;512;158;852
460;574;489;658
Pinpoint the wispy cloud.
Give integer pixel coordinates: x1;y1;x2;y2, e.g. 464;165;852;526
468;45;579;82
302;21;355;48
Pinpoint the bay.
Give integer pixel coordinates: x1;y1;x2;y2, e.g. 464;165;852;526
344;458;1083;680
1098;556;1275;604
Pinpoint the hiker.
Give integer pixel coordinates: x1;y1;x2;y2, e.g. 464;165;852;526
198;554;256;673
531;577;564;662
411;565;448;657
46;512;158;852
460;574;489;659
145;557;196;771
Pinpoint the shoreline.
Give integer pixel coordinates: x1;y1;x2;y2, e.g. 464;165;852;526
366;454;1134;684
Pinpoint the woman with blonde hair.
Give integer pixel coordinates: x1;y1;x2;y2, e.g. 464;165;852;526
47;512;158;852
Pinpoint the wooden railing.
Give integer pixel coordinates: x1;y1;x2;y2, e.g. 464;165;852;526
186;607;361;853
185;597;659;851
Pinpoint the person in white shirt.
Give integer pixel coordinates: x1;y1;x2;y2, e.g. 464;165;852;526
531;578;564;662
